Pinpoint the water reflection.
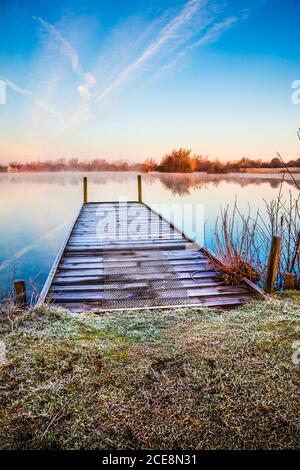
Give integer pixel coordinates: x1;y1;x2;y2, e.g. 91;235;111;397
2;171;297;195
0;171;298;299
3;172;134;187
157;172;296;195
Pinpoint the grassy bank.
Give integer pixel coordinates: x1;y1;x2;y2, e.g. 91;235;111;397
243;167;300;174
0;293;299;450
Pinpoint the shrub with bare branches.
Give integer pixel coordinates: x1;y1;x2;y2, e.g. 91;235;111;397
211;181;300;289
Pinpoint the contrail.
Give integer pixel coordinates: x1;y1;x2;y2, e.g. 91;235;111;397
95;0;206;103
64;0;244;128
141;13;242;82
33;16;96;100
34;99;63;118
67;0;208;127
186;16;238;50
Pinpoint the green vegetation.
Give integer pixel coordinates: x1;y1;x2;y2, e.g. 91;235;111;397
0;293;299;450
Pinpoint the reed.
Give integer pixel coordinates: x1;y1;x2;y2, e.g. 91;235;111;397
212;186;300;289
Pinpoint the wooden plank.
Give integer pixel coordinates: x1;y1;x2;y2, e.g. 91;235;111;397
69;230;180;236
53;270;220;284
59;259;208;269
61;250;205;262
55;295;254;313
50;285;250;303
56;264;211;278
50;280;225;292
64;244;195;253
67;236;184;243
69;237;181;242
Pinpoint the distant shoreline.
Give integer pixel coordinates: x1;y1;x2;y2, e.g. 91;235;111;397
2;150;300;174
2;167;300;174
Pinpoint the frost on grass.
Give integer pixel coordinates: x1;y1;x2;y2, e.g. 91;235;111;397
0;294;299;450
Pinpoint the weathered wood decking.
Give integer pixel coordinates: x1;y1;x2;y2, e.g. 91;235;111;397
39;201;263;312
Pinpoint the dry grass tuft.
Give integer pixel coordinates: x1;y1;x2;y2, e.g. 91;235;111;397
211;253;261;285
0;294;299;450
212;203;261;285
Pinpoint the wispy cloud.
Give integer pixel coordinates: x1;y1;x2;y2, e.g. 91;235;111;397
33;16;96;100
34;99;63;118
66;0;211;127
95;0;208;103
155;14;239;78
2;1;249;139
186;16;238;50
69;0;240;128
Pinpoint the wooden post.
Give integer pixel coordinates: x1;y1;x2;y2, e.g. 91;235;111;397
14;280;26;307
83;177;88;204
265;235;282;293
284;272;297;290
137;175;142;203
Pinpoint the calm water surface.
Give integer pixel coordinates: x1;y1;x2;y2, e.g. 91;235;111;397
0;171;299;300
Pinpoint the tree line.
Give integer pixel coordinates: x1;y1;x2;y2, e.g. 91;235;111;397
142;149;300;173
1;148;300;173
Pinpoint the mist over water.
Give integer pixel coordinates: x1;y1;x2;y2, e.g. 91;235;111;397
0;171;299;300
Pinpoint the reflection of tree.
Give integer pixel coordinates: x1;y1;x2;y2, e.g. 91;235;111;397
142;173;157;187
159;174;201;196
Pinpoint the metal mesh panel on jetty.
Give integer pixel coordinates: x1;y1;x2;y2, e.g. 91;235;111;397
101;252;194;308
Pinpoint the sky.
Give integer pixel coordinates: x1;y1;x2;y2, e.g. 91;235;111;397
0;0;299;163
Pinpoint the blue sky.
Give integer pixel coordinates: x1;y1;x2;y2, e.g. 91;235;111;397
0;0;299;163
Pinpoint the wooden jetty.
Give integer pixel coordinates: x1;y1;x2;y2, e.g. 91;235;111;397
38;177;264;312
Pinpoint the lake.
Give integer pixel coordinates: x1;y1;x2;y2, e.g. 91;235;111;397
0;171;299;302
